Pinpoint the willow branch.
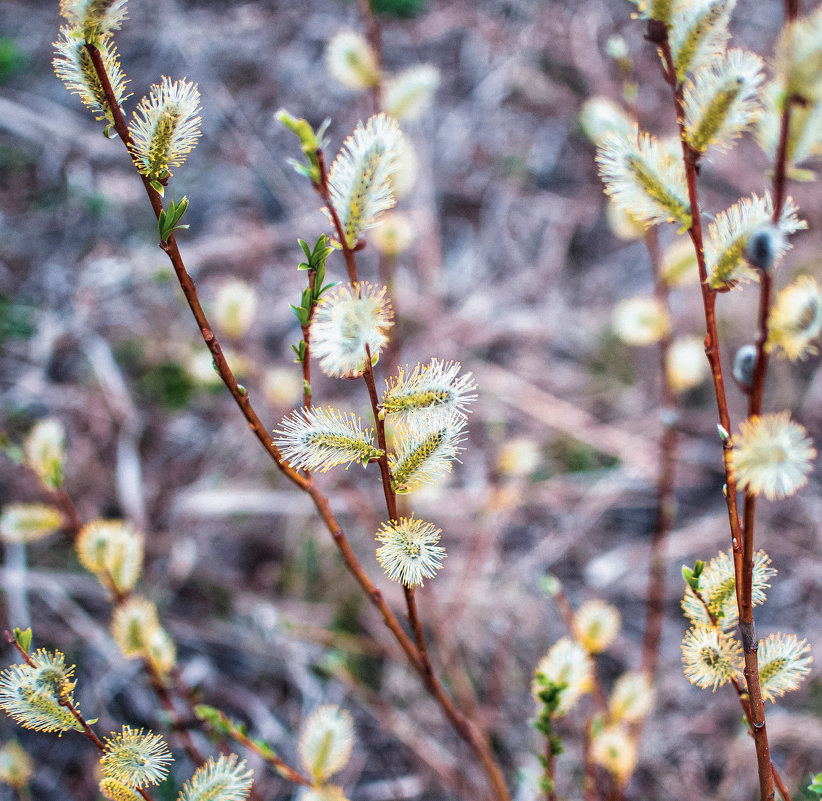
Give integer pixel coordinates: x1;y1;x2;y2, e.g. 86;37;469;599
86;45;511;801
7;634;157;801
641;227;677;682
654;28;773;801
315;150;358;282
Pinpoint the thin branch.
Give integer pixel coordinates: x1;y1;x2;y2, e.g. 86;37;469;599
654;27;774;801
6;633;156;801
640;227;677;682
315;150;359;283
85;44;511;801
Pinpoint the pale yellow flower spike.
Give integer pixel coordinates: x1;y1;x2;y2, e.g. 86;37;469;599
732;412;816;500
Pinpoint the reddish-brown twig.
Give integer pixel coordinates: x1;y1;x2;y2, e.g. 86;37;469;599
653;28;774;799
6;632;157;801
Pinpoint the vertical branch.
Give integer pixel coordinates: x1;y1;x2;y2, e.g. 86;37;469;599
641;228;677;682
85;43;512;801
315;150;359;283
358;0;384;113
301;269;316;410
84;44;310;492
653;28;774;801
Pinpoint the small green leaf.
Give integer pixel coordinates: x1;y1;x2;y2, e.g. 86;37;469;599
371;350;379;367
150;179;165;197
299;238;312;261
13;627;32;655
102;123;112;138
292;306;309;327
808;773;822;794
237;384;247;396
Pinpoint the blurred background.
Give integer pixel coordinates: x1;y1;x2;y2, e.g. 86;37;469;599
1;0;821;798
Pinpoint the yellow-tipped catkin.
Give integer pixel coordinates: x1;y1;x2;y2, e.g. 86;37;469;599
383;64;440;121
371;211;415;256
681;625;743;690
0;650;84;733
274;407;382;473
100;778;144;801
682;549;775;631
608;671;654;723
212;279;259;339
298;705;355;783
732;412;816;500
612;296;670;346
178;754;253;801
757;632;813;701
309;282;394;378
375;517;446;587
111;596;161;658
532;637;593;716
767;275;822;361
327;115;404;248
683;49;763;153
129;77;202;180
76;519;144;593
591;723;638;785
0;741;33;789
574;599;620;654
666;335;709;393
325;31;380;91
670;0;735;82
23;418;65;490
0;503;62;544
597;128;691;229
59;0;129;43
100;727;173;789
53;26;130;123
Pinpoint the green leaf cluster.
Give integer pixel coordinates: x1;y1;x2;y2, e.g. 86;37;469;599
533;675;565;755
158;196;190;243
682;559;706;592
809;773;822;795
195;704;278;762
291;236;336;364
277;109;331;184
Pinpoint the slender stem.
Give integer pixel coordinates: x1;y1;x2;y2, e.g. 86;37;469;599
300;268;317;411
729;679;793;801
85;45;511;801
50;488;83;538
583;720;596;801
362;347;398;520
358;0;384;113
85;43;309;493
315;150;358;283
545;734;558;801
403;586;433;683
6;634;156;801
551;586;608;715
200;707;313;787
654;29;774;801
641;227;677;682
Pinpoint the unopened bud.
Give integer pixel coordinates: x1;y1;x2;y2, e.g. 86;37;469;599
732;344;757;390
745;225;783;272
24;418;65;489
